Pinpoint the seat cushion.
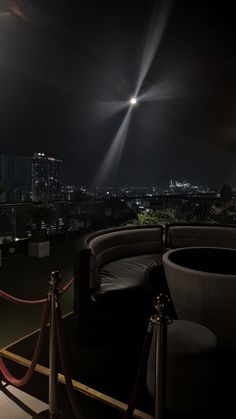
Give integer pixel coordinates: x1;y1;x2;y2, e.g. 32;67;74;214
147;320;218;413
96;253;162;294
91;253;164;315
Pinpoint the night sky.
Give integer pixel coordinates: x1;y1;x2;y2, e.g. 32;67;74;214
1;0;236;189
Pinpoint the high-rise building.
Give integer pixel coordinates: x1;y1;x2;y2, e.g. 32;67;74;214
31;153;62;202
0;154;31;203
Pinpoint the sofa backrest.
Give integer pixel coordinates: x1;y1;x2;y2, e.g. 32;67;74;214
76;225;163;290
166;224;236;249
89;227;163;268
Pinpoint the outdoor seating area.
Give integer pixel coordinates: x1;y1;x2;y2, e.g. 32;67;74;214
74;223;236;322
74;225;164;321
1;223;236;418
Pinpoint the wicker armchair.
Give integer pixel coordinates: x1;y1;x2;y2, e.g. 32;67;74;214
163;247;236;348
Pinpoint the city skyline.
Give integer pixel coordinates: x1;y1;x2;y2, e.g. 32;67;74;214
0;1;236;188
0;149;234;199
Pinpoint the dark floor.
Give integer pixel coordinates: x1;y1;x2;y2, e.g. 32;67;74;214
2;364;127;419
4;306;236;419
3;309;155;418
0;244;74;347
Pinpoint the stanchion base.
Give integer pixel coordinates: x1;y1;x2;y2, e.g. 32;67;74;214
33;410;49;418
33;409;63;418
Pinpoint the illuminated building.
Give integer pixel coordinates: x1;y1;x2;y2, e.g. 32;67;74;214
0;153;30;202
31;153;62;202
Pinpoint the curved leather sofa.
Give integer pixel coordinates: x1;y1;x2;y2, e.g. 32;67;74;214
74;225;165;318
74;223;236;327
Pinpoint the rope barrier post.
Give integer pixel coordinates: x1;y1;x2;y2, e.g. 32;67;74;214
48;270;62;419
150;294;171;419
124;319;154;419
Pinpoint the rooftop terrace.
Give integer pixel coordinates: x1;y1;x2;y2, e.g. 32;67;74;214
1;224;236;418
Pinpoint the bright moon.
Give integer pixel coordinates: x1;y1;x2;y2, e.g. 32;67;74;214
130;97;137;105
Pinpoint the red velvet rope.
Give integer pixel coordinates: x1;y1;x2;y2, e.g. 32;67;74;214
61;277;74;293
0;277;74;305
0;300;50;387
0;290;47;305
55;303;83;419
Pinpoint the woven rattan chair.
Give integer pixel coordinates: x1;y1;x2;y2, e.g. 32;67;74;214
163;247;236;348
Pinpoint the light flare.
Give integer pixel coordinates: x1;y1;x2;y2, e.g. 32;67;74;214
95;101;127;120
92;1;173;189
139;67;202;102
134;0;172;98
92;107;132;187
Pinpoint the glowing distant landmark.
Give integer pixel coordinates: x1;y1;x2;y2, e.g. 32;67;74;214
170;179;174;189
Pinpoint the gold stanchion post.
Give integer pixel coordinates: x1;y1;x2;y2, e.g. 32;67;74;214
48;271;62;419
149;294;171;419
34;270;62;419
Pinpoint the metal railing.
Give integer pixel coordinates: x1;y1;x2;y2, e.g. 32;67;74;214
0;194;235;248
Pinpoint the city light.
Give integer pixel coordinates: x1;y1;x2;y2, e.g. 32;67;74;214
130;97;137;105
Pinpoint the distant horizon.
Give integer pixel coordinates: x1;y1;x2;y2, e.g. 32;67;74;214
64;183;222;192
0;149;234;191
